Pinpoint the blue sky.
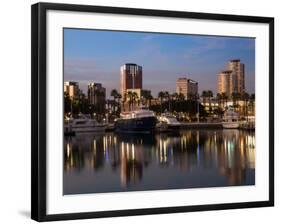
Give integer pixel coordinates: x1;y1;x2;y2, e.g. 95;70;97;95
64;28;255;98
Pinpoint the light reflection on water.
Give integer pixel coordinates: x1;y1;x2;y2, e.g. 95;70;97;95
64;129;255;195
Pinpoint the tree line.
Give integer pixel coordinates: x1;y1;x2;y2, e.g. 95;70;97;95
64;88;255;121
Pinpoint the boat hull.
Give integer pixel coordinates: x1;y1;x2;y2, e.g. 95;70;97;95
115;116;157;133
65;123;106;133
222;122;239;129
167;124;181;131
71;125;106;132
157;124;181;132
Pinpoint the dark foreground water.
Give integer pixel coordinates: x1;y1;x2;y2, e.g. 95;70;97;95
64;129;255;195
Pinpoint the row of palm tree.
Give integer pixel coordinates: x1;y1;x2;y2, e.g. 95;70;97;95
126;91;139;111
142;90;153;107
109;89;203;117
158;91;191;113
109;89;202;115
207;91;255;117
110;89;122;115
110;89;151;113
64;91;106;118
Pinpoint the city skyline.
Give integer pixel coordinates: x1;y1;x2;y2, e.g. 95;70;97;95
64;28;255;98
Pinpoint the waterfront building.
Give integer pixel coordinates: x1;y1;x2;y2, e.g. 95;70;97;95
202;99;219;113
217;59;245;96
217;70;233;96
64;81;79;98
228;59;245;93
120;63;142;99
88;82;106;111
176;78;198;99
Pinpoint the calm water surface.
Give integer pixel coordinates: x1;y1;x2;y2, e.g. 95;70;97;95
64;129;255;194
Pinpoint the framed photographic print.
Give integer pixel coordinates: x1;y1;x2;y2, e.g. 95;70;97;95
31;2;274;222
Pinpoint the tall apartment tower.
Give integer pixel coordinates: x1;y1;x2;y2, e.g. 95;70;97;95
64;81;79;98
217;70;232;96
176;78;198;99
227;59;245;93
120;63;142;99
217;59;245;96
88;82;106;105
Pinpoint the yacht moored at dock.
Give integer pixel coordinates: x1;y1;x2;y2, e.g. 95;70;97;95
115;106;157;133
64;114;107;133
222;109;240;129
157;113;181;132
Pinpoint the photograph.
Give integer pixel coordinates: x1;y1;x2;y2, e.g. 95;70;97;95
63;28;256;195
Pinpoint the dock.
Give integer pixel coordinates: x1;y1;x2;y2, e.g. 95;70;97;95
180;122;255;130
180;122;222;129
64;122;255;135
105;123;115;132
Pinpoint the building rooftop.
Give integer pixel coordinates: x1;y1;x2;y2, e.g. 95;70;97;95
220;70;233;74
230;59;240;62
176;77;197;83
64;81;78;85
125;63;137;66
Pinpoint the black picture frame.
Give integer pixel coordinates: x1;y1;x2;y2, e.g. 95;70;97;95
31;2;274;222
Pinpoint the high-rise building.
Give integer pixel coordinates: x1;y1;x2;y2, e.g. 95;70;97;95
176;78;198;99
217;59;245;96
227;59;245;93
88;82;106;105
217;70;232;96
64;81;79;98
120;63;142;99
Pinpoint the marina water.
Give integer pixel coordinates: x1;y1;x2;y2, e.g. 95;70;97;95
64;129;255;194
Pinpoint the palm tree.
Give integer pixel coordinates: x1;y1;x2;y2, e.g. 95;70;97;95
106;99;111;114
221;92;228;109
132;92;139;110
142;90;152;107
202;90;213;113
158;91;165;113
164;91;170;112
201;90;208;106
178;93;186;112
147;93;153;108
172;92;179;101
126;91;133;111
64;92;71;115
231;92;241;111
178;93;185;101
110;89;118;114
116;93;122;113
249;93;255;116
171;92;179;111
78;92;90;114
241;91;250;118
216;93;222;108
187;93;195;101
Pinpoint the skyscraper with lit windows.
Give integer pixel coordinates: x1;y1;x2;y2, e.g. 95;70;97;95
217;59;245;96
228;59;245;93
176;78;198;99
120;63;142;99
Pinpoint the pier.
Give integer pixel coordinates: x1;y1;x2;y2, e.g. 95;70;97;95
180;122;222;129
180;122;255;130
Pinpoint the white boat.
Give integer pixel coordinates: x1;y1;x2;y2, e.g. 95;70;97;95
65;114;106;133
222;109;240;129
158;113;181;131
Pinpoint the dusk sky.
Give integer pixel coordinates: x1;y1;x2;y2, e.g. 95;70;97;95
64;28;255;98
